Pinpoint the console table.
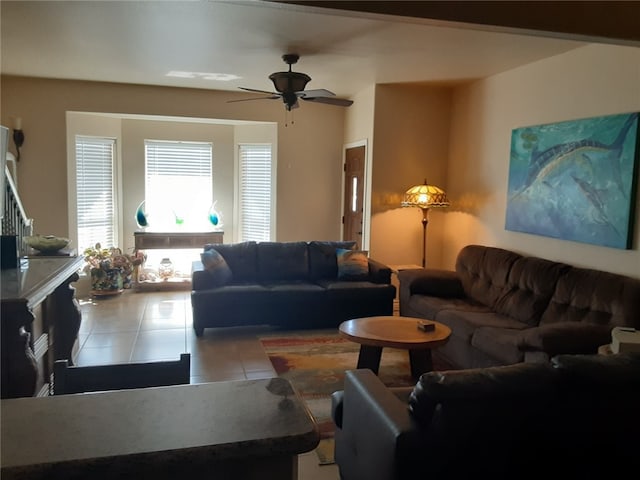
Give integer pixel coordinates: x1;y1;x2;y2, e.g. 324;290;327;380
1;256;83;398
133;231;223;290
1;378;319;480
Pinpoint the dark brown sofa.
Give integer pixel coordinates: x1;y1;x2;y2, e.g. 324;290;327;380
191;241;396;336
399;244;640;369
331;352;640;480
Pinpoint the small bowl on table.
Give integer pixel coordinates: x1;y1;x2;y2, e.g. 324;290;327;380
25;235;70;255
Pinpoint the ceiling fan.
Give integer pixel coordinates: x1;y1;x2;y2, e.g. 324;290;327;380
228;54;354;111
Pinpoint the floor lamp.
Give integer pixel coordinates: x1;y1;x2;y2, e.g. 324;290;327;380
401;180;450;268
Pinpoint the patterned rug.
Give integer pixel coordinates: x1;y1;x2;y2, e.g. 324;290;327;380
259;329;419;465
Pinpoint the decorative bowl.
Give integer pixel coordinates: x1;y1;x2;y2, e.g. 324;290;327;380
25;235;70;254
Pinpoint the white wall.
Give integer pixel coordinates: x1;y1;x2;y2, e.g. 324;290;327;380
445;44;640;278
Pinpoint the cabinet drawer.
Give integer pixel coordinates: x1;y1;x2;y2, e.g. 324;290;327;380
135;235;169;249
168;237;197;248
135;232;223;250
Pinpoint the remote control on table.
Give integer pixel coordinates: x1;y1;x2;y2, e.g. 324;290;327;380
417;321;435;332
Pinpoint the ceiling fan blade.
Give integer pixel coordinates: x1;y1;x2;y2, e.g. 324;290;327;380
239;87;280;95
297;89;335;98
227;95;280;103
301;96;354;107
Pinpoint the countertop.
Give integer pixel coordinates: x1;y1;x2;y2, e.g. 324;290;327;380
1;378;319;479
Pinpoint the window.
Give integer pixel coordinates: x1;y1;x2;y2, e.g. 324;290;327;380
238;144;273;242
75;136;117;251
144;140;213;231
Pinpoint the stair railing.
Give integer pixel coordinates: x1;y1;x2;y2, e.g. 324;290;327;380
2;165;34;256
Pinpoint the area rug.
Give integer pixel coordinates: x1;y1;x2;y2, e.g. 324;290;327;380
260;329;431;465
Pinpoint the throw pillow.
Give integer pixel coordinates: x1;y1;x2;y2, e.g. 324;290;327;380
200;249;232;286
336;248;369;280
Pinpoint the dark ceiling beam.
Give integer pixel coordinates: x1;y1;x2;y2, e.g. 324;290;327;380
269;1;640;45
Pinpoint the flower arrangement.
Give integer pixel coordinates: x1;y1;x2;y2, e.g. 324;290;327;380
83;243;145;291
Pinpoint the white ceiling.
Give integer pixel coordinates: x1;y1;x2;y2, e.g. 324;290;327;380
1;0;588;100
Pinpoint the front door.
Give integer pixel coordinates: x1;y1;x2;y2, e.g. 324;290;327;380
343;145;365;249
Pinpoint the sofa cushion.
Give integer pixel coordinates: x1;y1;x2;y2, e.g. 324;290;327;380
455;245;521;309
471;327;527;365
435;309;528;344
405;296;492;322
308;241;356;280
200;249;232;286
322;280;394;296
336;249;369;280
552;352;640;386
408;362;558;426
520;323;613;356
262;282;325;294
204;242;257;282
407;269;464;297
540;266;640;327
493;256;569;326
257;241;309;282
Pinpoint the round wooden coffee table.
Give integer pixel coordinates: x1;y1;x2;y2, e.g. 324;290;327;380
339;316;451;379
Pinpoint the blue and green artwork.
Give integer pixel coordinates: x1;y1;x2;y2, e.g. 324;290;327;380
506;112;639;249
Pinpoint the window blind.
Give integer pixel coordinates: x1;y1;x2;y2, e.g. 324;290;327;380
239;144;272;242
144;140;213;230
75;136;116;251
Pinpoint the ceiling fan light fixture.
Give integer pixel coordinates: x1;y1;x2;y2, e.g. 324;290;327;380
269;71;310;93
229;53;353;114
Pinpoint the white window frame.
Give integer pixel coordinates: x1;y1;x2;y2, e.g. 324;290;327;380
73;135;119;252
237;143;275;242
144;139;213;232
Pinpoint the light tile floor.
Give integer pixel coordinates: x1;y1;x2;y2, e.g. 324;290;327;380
76;289;340;480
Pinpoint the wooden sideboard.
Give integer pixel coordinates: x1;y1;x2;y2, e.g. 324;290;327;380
1;256;84;398
134;231;223;250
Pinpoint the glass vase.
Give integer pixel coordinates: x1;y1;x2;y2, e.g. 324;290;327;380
135;200;149;228
208;201;223;228
158;257;174;281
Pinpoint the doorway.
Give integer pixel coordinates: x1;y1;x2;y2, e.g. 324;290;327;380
343;144;366;249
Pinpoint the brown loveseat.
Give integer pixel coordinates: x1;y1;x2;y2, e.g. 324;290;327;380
331;353;640;480
399;244;640;369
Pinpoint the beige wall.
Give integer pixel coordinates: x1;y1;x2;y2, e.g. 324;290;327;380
343;85;375;249
121;119;236;250
1;76;346;244
445;44;640;278
369;84;453;267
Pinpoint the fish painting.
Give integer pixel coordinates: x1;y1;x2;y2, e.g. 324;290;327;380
505;112;639;249
515;113;636;198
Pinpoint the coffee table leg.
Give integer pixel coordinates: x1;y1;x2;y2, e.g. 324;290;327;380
409;349;433;379
357;345;383;374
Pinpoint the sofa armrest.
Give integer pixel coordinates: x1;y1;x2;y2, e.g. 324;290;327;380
398;268;465;297
519;323;613;356
367;258;392;284
191;260;218;290
332;369;422;480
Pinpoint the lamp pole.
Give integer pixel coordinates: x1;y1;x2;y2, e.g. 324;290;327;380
420;207;429;268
